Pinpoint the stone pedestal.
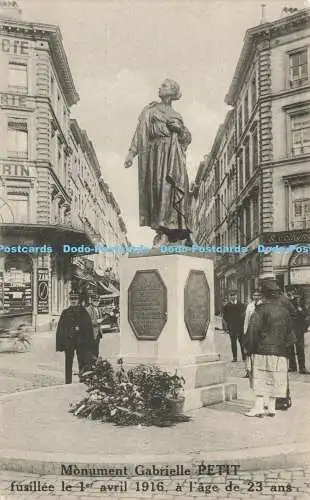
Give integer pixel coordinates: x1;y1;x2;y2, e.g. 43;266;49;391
119;253;237;411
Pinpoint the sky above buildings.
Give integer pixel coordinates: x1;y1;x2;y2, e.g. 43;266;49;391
20;0;309;245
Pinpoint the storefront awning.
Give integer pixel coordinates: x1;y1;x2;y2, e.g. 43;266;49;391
71;264;96;285
71;265;119;295
97;280;119;295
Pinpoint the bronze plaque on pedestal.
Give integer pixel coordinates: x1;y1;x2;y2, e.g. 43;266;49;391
184;270;210;340
128;270;167;340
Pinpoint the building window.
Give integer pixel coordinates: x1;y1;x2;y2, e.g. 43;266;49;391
244;138;250;182
238;151;244;191
291;112;310;156
252;191;260;237
227;134;234;162
238;106;243;138
245;202;251;243
7;192;29;223
7;121;28;159
50;74;55;108
238;210;245;246
292;199;310;229
244;91;249;124
57;92;62;119
289;184;310;229
291;196;310;229
251;74;257;109
221;194;224;219
8;62;28;93
252;128;258;170
289;49;308;87
215;196;220;225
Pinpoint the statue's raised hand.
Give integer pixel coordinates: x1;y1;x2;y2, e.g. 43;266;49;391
167;118;182;133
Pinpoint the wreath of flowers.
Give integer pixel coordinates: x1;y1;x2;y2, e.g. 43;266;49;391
69;357;190;427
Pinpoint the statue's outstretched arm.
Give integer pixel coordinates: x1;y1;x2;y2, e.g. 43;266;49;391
124;103;154;168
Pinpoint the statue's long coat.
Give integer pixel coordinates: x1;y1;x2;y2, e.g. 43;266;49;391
129;102;192;232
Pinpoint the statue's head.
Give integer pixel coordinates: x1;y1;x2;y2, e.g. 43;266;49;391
158;79;182;101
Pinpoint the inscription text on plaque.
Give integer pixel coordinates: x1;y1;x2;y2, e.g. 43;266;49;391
128;270;167;340
184;270;210;340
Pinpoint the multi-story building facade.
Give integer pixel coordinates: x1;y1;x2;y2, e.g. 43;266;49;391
193;7;310;310
0;4;128;330
191;154;215;246
68;120;128;281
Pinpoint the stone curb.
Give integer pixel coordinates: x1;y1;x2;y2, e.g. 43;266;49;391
1;442;310;475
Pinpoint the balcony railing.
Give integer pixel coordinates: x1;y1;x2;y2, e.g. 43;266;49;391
8;85;28;95
291;218;310;230
289;77;309;88
292;145;310;156
7;151;28;159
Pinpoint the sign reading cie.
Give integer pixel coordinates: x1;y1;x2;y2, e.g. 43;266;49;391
0;24;29;56
1;38;28;55
0;94;28;107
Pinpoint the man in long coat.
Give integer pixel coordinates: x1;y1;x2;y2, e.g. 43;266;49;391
244;280;295;417
85;290;102;358
56;290;95;384
223;290;246;362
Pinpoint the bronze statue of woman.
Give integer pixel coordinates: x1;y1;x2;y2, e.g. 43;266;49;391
124;79;193;247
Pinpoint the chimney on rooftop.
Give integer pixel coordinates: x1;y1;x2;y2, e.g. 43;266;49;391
0;0;22;20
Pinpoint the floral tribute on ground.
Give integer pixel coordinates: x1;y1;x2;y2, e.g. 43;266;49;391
69;358;191;427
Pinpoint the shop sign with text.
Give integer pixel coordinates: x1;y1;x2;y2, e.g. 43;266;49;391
0;93;31;108
0;37;29;55
0;163;35;178
37;268;49;314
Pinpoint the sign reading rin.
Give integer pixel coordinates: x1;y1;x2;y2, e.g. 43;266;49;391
128;270;167;340
184;270;210;340
0;164;32;177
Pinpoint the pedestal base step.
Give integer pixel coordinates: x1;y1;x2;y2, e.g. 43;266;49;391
184;382;237;411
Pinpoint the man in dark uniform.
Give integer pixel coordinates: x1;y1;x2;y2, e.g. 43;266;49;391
56;290;95;384
222;290;246;362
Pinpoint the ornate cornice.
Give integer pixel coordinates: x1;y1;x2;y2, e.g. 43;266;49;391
225;8;310;106
0;18;79;107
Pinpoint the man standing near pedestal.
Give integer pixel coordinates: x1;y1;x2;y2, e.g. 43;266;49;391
56;291;95;384
223;290;246;362
243;289;263;378
86;290;102;358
